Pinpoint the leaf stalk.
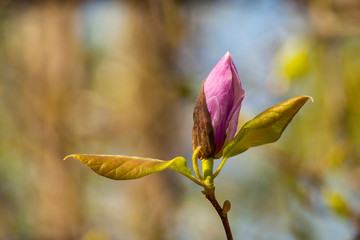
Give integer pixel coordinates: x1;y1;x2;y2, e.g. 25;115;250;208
171;168;205;187
192;147;203;181
212;157;228;179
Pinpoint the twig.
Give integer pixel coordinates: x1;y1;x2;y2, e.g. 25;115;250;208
202;189;233;240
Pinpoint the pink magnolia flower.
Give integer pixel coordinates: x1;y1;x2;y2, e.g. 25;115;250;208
193;52;245;159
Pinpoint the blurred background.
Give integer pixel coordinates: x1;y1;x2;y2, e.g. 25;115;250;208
0;0;359;239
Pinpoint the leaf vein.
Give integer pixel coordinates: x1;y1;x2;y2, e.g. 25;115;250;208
104;160;130;176
123;161;150;178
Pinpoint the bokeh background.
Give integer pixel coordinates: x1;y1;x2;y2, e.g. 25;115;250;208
0;0;360;239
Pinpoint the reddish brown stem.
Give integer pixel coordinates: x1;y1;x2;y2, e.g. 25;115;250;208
203;189;233;240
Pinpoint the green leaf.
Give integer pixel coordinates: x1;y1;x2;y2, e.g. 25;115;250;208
223;96;312;158
64;154;189;180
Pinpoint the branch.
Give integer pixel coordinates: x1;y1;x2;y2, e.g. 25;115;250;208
202;189;233;240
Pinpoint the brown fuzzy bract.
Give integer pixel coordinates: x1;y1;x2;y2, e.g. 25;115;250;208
192;81;216;160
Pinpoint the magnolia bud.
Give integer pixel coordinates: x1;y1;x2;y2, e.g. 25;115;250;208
192;52;245;159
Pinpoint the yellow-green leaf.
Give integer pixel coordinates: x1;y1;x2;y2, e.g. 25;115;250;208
223;96;312;158
64;154;188;180
168;157;193;178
